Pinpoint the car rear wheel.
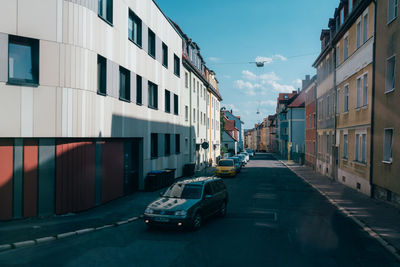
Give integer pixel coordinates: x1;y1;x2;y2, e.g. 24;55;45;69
192;212;202;231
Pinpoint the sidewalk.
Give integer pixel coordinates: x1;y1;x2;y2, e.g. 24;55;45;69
0;167;216;252
278;157;400;261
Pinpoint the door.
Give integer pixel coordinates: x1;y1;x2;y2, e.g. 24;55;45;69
202;183;215;217
124;140;140;195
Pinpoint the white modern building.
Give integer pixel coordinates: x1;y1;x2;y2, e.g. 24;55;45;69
0;0;208;220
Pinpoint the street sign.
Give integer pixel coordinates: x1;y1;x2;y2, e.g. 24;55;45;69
201;142;209;149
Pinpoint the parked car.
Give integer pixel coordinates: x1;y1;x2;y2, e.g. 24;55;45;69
228;157;242;173
240;152;250;162
246;149;255;157
216;159;236;177
237;154;247;167
143;177;228;230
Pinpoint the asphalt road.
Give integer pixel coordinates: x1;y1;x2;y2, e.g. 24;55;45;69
0;153;398;266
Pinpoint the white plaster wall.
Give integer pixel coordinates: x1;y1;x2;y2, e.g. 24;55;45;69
338;168;371;196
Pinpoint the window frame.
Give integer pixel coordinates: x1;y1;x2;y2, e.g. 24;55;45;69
97;55;107;96
119;66;131;102
165;134;171;156
148;29;156;59
8;35;40;87
356;20;361;49
98;0;113;26
128;9;142;48
162;42;168;68
343;134;348;159
148;81;158;109
174;94;179;115
151;133;158;158
175;134;180;154
343;36;349;61
362;73;368;106
363;13;369;44
344;84;349;112
356;77;362;108
383;128;394;163
385;55;396;93
388;0;398;24
136;75;142;105
165;89;171;113
174;54;180;77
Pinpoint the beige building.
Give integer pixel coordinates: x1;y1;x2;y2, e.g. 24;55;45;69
334;0;375;196
372;0;400;206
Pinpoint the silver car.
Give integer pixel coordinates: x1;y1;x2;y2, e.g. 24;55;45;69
143;177;228;230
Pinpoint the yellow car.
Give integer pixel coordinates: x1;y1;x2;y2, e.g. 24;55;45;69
216;159;236;177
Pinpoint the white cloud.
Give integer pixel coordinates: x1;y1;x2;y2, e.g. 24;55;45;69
259;72;280;82
269;81;295;93
274;54;287;61
242;70;257;80
234;80;256;95
223;75;231;79
208;57;221;62
254;54;287;64
223;104;239;113
293;78;302;88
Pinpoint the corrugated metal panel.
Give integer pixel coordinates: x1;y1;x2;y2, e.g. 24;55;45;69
23;140;38;218
101;141;124;203
0;139;13;220
38;139;56;216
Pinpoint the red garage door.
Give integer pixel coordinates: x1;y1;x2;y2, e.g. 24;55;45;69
0;140;13;220
56;141;96;215
101;142;124;204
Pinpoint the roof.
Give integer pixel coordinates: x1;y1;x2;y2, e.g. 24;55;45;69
288;90;306;108
224;119;235;131
177;177;221;184
278;91;297;103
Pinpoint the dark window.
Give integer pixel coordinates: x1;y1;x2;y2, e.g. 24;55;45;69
204;183;213;196
174;54;180;76
8;35;39;86
174;94;179;115
151;133;158;158
128;10;142;47
136;75;142;105
97;55;107;95
175;134;180;154
162;42;168;68
165;134;171;155
98;0;113;25
165;89;171;113
148;81;158;109
119;66;130;101
148;29;156;58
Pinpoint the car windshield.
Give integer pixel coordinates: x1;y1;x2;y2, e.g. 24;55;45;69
219;160;234;166
228;157;239;164
162;183;202;199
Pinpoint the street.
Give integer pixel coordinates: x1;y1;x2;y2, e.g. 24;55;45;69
0;154;398;267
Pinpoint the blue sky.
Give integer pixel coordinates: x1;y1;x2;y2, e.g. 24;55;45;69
156;0;339;129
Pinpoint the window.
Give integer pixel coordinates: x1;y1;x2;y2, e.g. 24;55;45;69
174;94;179;115
119;66;130;101
98;0;113;25
343;37;348;61
340;9;344;25
185;73;188;88
151;133;158;158
336;45;340;67
386;56;396;92
383;129;393;162
344;85;349;112
356;21;361;48
193;78;195;92
343;134;348;159
356;78;362;108
148;29;156;58
363;73;368;106
336;88;341;114
175;134;180;154
313;113;316;128
193;108;196;122
355;134;360;161
148;81;158;109
165;134;171;156
174;54;180;76
162;43;168;68
362;134;367;163
363;14;369;43
128;10;142;47
8;35;39;86
349;0;353;13
388;0;398;23
136;75;142;105
185;106;189;121
165;89;170;113
97;55;107;95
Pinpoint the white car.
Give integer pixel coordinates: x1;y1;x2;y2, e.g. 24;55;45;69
240;152;250;162
246;149;255;157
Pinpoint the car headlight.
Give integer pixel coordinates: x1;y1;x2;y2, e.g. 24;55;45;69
145;208;154;214
174;210;187;216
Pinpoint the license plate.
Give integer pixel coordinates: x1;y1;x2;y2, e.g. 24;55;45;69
154;217;170;222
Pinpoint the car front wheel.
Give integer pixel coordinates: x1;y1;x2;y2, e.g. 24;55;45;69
191;212;202;231
219;201;227;217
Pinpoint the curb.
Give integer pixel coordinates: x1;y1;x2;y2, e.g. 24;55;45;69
278;158;400;262
0;216;140;253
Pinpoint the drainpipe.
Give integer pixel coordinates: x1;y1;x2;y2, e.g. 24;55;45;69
189;71;193;163
333;44;338;181
369;0;377;198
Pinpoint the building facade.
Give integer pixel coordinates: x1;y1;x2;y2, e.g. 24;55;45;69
224;110;244;152
267;115;277;153
334;0;375;196
305;75;317;169
313;27;336;179
286;90;306;163
276;91;298;158
0;0;221;221
372;0;400;205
